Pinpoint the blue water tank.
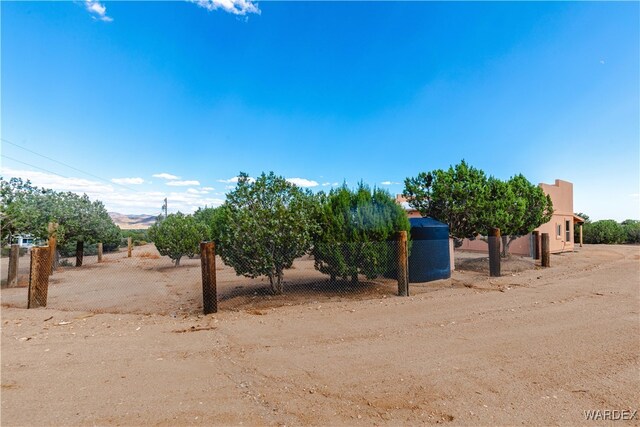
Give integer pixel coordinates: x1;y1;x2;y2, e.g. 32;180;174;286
408;217;451;283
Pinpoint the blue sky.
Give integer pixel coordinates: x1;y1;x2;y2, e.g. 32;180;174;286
1;1;638;220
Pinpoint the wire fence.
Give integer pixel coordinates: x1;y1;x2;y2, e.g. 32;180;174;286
1;240;409;316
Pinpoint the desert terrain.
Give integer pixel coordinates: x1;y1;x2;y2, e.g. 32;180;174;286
1;244;638;425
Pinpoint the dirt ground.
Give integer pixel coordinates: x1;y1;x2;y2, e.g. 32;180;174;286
1;244;639;426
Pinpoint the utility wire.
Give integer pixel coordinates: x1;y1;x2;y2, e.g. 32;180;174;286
1;137;140;192
1;154;74;181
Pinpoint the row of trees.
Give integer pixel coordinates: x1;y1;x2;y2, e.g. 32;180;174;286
575;213;640;244
1;177;121;265
151;172;409;294
403;160;554;256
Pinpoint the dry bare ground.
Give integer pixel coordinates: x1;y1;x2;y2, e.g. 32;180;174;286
1;244;638;426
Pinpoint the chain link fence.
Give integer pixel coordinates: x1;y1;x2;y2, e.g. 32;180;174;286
1;239;408;315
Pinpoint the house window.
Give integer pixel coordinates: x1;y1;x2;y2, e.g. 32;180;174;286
557;224;561;237
565;220;571;242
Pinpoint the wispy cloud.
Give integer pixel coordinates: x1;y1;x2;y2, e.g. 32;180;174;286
84;0;113;22
189;0;260;16
381;181;401;186
166;180;201;187
2;167;224;215
218;176;255;184
286;178;319;188
112;177;145;185
187;188;210;194
152;173;180;180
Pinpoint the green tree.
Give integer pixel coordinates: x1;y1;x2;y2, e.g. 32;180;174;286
193;206;227;244
621;219;640;244
217;172;318;294
480;174;552;257
1;177;121;265
312;183;410;284
148;212;209;266
582;220;625;244
403;160;487;245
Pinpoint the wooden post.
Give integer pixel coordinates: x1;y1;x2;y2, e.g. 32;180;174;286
488;228;501;277
97;243;103;263
579;224;583;247
541;233;550;267
200;241;217;314
75;241;84;267
397;231;409;296
48;222;58;274
127;237;132;258
532;231;540;260
48;235;56;276
28;246;51;308
7;244;19;288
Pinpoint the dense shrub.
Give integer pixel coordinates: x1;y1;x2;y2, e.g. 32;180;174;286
621;220;640;244
582;220;625;244
312;183;410;284
217;172;319;294
148;213;209;266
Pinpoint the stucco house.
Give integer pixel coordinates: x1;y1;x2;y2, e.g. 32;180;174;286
399;179;584;256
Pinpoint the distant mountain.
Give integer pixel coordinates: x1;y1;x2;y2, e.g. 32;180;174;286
109;212;157;230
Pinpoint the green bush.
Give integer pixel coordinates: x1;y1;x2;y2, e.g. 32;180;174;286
217;172;319;294
621;219;640;244
583;220;625;244
312;183;411;283
148;213;209;266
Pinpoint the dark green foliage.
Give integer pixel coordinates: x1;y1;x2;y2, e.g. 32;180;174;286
582;220;626;244
312;183;410;283
403;160;487;243
404;163;553;256
217;172;319;294
148;212;209;266
193;206;227;244
479;174;553;256
1;177;121;249
621;219;640;244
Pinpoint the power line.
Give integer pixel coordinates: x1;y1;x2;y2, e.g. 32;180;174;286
1;154;74;181
1;137;140;192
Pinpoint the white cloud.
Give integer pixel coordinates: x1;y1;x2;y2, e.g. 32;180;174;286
322;182;331;186
218;176;254;184
152;173;180;180
187;188;210;194
381;181;401;186
189;0;260;16
286;178;319;188
111;177;145;185
201;187;215;191
1;167;224;215
166;180;201;186
84;0;113;22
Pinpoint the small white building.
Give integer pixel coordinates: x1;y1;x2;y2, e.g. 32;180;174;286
12;234;37;248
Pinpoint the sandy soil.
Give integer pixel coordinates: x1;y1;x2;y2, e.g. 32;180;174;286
1;244;638;425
